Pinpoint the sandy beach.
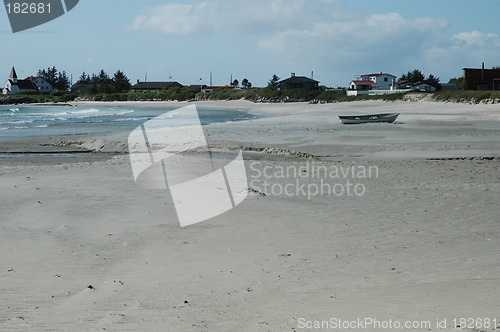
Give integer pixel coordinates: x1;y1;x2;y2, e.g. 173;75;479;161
1;98;499;331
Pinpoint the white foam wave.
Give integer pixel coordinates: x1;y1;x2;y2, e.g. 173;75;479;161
113;117;149;122
117;110;134;115
5;120;34;125
69;108;100;115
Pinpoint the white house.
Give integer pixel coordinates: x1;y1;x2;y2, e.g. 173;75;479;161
3;67;38;95
349;72;397;91
26;76;53;92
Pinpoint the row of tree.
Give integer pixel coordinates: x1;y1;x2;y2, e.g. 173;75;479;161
76;69;131;94
35;67;132;93
36;67;445;93
37;67;71;91
230;78;252;88
399;69;440;88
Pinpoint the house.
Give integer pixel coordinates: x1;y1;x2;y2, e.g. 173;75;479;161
396;80;437;92
395;79;413;90
131;80;183;92
349;73;397;91
278;73;319;90
70;83;92;94
412;82;436;92
349;80;375;91
26;76;53;92
463;63;500;90
3;67;38;95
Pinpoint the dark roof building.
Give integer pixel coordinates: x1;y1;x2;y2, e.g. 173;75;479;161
278;73;319;90
131;81;183;91
463;64;500;90
3;66;38;95
71;83;92;94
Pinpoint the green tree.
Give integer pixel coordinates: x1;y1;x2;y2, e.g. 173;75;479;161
242;78;252;88
98;69;109;82
77;71;91;84
449;77;464;90
38;66;58;86
267;74;280;88
89;69;113;93
37;66;70;91
231;79;239;87
56;71;71;91
400;69;425;83
424;74;441;89
112;70;131;93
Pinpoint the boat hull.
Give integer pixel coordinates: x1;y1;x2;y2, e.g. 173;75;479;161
339;113;399;124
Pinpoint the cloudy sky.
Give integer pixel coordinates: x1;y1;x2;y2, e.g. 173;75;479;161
1;0;499;87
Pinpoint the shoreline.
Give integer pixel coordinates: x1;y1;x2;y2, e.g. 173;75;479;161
1;98;499;164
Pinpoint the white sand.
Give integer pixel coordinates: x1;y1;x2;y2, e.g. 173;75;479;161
1;99;499;331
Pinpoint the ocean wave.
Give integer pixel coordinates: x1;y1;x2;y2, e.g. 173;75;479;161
1;120;34;125
117;110;134;115
69;108;100;115
113;117;149;122
0;108;20;113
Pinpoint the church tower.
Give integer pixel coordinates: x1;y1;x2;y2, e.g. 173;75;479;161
9;66;18;83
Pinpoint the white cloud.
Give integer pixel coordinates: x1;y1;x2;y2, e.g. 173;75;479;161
452;31;500;46
132;2;215;36
131;1;500;85
132;0;318;36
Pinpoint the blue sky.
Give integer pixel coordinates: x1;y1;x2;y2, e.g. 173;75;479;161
1;0;499;87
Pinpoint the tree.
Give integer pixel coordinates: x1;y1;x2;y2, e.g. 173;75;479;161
89;69;113;93
231;79;239;87
56;71;71;91
242;78;252;88
449;77;464;90
267;74;280;88
400;69;425;83
77;71;91;84
424;74;441;89
112;70;131;93
37;66;70;91
38;66;58;86
98;69;109;82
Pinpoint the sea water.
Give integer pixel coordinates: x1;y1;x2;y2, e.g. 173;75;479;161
0;104;261;141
